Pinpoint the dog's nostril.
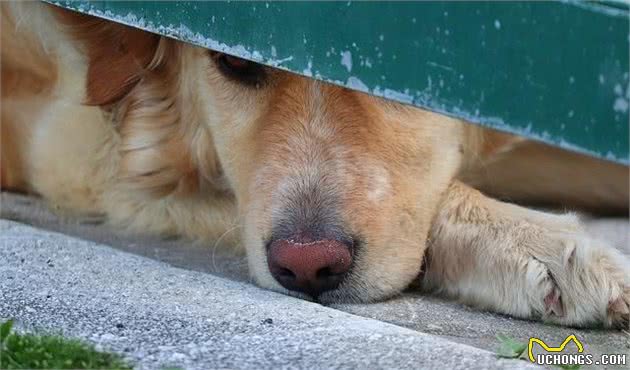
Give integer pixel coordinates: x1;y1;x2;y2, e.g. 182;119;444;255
278;268;296;279
316;266;345;280
267;237;353;298
316;267;332;279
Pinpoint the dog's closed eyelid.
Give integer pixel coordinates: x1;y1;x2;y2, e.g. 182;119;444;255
209;51;268;88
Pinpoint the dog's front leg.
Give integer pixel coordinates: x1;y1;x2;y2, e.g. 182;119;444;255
422;181;629;328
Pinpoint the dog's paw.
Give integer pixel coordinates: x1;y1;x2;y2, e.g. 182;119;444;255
607;286;630;329
527;232;630;329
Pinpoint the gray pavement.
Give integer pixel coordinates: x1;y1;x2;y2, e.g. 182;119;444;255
1;192;629;369
0;220;537;370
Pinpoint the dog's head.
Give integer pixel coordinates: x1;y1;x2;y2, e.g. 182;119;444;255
60;11;465;302
198;53;465;302
197;51;468;303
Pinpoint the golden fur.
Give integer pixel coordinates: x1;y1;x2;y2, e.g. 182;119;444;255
2;3;628;328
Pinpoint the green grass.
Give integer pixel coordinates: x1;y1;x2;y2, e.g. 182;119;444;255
0;320;131;369
495;333;528;360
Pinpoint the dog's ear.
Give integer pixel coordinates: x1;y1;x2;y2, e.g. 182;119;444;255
53;7;160;105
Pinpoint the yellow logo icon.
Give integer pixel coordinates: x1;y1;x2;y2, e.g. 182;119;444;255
528;334;584;362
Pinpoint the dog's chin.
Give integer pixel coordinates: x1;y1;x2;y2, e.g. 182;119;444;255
317;281;403;305
259;274;404;305
317;290;372;305
284;290;316;302
273;286;390;305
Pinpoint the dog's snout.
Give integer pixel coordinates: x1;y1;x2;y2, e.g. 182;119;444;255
267;238;353;298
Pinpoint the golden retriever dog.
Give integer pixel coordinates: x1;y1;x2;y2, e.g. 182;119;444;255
2;3;629;328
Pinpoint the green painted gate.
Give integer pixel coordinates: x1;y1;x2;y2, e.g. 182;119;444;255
46;1;630;164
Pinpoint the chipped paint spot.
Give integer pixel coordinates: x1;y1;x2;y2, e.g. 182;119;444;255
302;60;313;77
613;82;629;113
346;76;369;93
382;89;413;104
614;98;628;113
340;51;353;72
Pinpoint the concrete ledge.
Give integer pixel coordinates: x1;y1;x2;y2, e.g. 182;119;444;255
0;220;537;369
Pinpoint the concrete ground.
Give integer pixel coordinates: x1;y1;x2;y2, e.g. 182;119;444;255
1;191;629;369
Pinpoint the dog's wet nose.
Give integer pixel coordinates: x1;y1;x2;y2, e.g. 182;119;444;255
267;238;353;298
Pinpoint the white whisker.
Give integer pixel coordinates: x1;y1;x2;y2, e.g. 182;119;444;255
211;224;242;272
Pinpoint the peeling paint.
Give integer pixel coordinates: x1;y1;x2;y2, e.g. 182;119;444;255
302;60;313;77
64;3;300;72
382;89;414;104
340;51;353;73
48;0;629;165
614;98;628;113
613;82;630;113
346;76;369;93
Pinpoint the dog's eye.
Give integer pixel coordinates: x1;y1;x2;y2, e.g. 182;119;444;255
214;53;267;88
